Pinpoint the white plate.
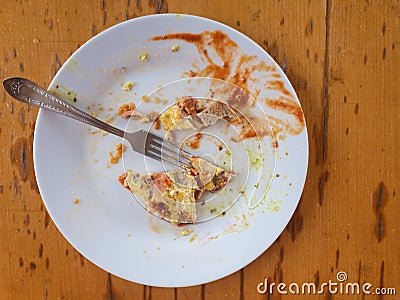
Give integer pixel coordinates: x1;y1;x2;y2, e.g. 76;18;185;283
34;14;308;287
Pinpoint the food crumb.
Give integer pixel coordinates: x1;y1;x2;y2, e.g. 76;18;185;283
141;95;150;103
91;111;97;118
123;82;134;91
188;133;202;149
162;99;168;105
181;229;189;236
127;233;131;237
73;198;80;205
267;200;282;212
118;103;136;116
171;44;180;52
153;118;161;130
109;143;126;164
138;53;148;62
32;38;40;44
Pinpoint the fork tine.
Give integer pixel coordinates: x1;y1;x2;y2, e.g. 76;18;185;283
146;148;184;169
164;141;194;158
145;132;194;168
150;139;192;165
150;134;193;159
146;141;192;169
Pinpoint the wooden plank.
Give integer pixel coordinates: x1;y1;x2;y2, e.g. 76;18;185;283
322;0;400;297
149;287;176;300
204;272;242;299
176;286;203;300
109;275;144;300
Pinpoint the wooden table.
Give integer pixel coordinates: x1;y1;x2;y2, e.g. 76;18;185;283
1;1;399;299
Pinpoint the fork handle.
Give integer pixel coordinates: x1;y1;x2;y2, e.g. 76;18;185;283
3;77;125;138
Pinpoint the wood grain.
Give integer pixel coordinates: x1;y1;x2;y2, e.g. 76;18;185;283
0;0;399;299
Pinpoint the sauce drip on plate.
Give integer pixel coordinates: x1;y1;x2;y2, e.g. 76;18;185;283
150;30;305;139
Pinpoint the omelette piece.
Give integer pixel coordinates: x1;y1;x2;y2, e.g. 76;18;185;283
159;97;239;131
158;96;205;130
118;156;232;224
118;96;239;130
188;156;232;193
119;170;197;224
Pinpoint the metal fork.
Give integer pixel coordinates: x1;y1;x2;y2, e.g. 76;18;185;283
3;77;193;169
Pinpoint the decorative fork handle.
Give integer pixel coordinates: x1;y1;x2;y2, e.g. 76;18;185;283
2;77;125;138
